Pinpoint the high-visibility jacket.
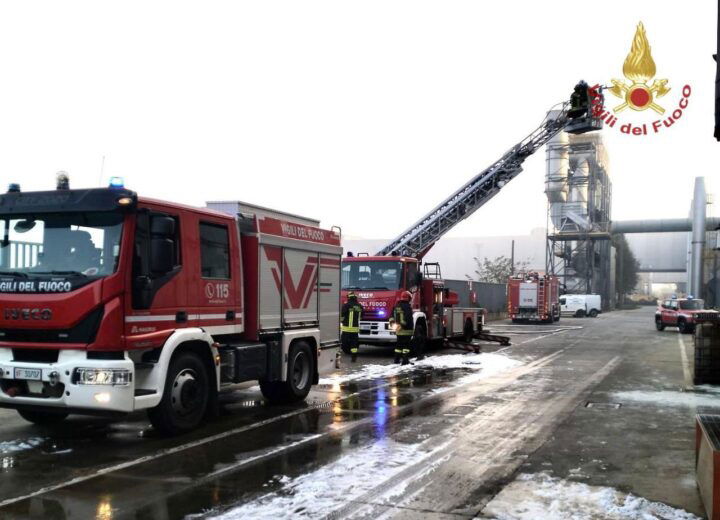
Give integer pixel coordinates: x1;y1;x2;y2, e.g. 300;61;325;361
392;301;414;336
341;300;363;333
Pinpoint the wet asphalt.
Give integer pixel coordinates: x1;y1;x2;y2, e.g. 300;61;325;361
0;309;705;519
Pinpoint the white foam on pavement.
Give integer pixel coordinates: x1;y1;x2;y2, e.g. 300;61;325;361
613;390;720;409
0;437;44;455
319;352;521;386
484;472;699;520
210;438;451;519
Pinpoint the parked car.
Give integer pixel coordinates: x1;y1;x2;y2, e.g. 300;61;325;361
655;297;707;334
559;294;602;318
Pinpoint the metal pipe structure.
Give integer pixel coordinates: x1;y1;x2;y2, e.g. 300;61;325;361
691;177;708;297
611;217;720;234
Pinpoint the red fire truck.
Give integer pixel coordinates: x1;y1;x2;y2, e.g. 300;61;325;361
507;273;560;324
0;181;341;434
341;257;482;349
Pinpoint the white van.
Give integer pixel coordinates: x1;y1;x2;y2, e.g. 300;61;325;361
559;294;602;318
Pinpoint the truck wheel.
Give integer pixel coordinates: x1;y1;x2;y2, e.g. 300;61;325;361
588;309;598;318
148;352;210;436
678;320;694;335
17;409;69;425
463;319;474;343
655;318;665;331
261;341;314;404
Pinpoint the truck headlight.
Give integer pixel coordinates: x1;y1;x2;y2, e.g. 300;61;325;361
74;368;132;386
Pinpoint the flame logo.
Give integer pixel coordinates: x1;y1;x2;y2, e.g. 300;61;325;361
609;22;670;114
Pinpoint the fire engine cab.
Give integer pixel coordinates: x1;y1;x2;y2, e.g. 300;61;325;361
341;256;482;348
0;180;341;434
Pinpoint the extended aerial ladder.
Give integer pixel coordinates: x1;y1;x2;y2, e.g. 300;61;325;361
376;82;603;258
342;82;603;351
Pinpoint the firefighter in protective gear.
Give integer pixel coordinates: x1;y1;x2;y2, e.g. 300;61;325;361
391;291;414;365
341;291;363;362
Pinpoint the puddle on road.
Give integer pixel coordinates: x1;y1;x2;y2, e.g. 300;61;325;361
1;352;522;519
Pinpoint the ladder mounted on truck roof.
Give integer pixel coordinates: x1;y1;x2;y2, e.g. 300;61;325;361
376;82;603;259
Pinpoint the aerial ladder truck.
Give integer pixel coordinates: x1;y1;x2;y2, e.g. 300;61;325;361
341;82;603;352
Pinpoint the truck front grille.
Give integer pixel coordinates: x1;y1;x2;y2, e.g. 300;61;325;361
0;307;104;344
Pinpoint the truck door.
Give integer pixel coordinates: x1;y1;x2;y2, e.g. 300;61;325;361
127;209;187;336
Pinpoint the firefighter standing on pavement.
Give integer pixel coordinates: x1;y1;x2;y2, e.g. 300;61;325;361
391;291;414;365
341;291;363;362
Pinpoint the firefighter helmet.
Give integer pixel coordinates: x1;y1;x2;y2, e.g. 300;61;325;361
399;291;412;302
347;291;357;300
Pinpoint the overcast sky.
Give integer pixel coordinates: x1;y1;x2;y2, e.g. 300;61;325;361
0;1;716;239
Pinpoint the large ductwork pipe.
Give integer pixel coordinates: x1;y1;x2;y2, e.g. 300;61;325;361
691;177;707;297
611;217;720;234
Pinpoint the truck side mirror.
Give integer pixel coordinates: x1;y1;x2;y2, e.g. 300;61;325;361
149;215;176;275
151;216;175;237
151;238;174;274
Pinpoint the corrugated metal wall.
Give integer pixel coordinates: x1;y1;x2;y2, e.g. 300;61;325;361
445;279;507;315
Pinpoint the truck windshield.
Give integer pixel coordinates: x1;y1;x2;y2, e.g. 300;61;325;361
0;212;123;277
342;261;403;290
679;300;704;310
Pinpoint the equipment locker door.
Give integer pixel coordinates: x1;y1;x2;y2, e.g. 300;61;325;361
318;254;340;344
259;245;282;329
282;248;319;326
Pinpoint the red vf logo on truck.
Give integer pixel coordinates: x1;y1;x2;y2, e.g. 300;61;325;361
264;247;318;309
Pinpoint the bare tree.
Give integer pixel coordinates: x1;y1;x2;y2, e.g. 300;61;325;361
466;255;530;284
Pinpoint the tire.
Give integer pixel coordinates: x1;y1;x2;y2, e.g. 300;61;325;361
678;320;694;335
260;341;314;404
588;309;598;318
463;319;474;343
511;319;520;324
17;409;69;425
148;352;210;436
655;318;665;331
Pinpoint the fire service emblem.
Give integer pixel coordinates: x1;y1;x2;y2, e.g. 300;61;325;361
609;22;670;114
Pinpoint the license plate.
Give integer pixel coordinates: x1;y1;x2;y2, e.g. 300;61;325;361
14;367;42;381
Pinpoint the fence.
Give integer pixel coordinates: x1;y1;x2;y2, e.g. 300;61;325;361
445;279;508;321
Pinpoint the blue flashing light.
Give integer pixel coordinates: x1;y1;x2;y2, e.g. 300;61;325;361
7;183;20;193
378;309;386;317
109;176;125;189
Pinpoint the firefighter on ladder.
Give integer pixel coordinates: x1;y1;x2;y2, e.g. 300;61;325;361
391;291;414;365
341;291;363;362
